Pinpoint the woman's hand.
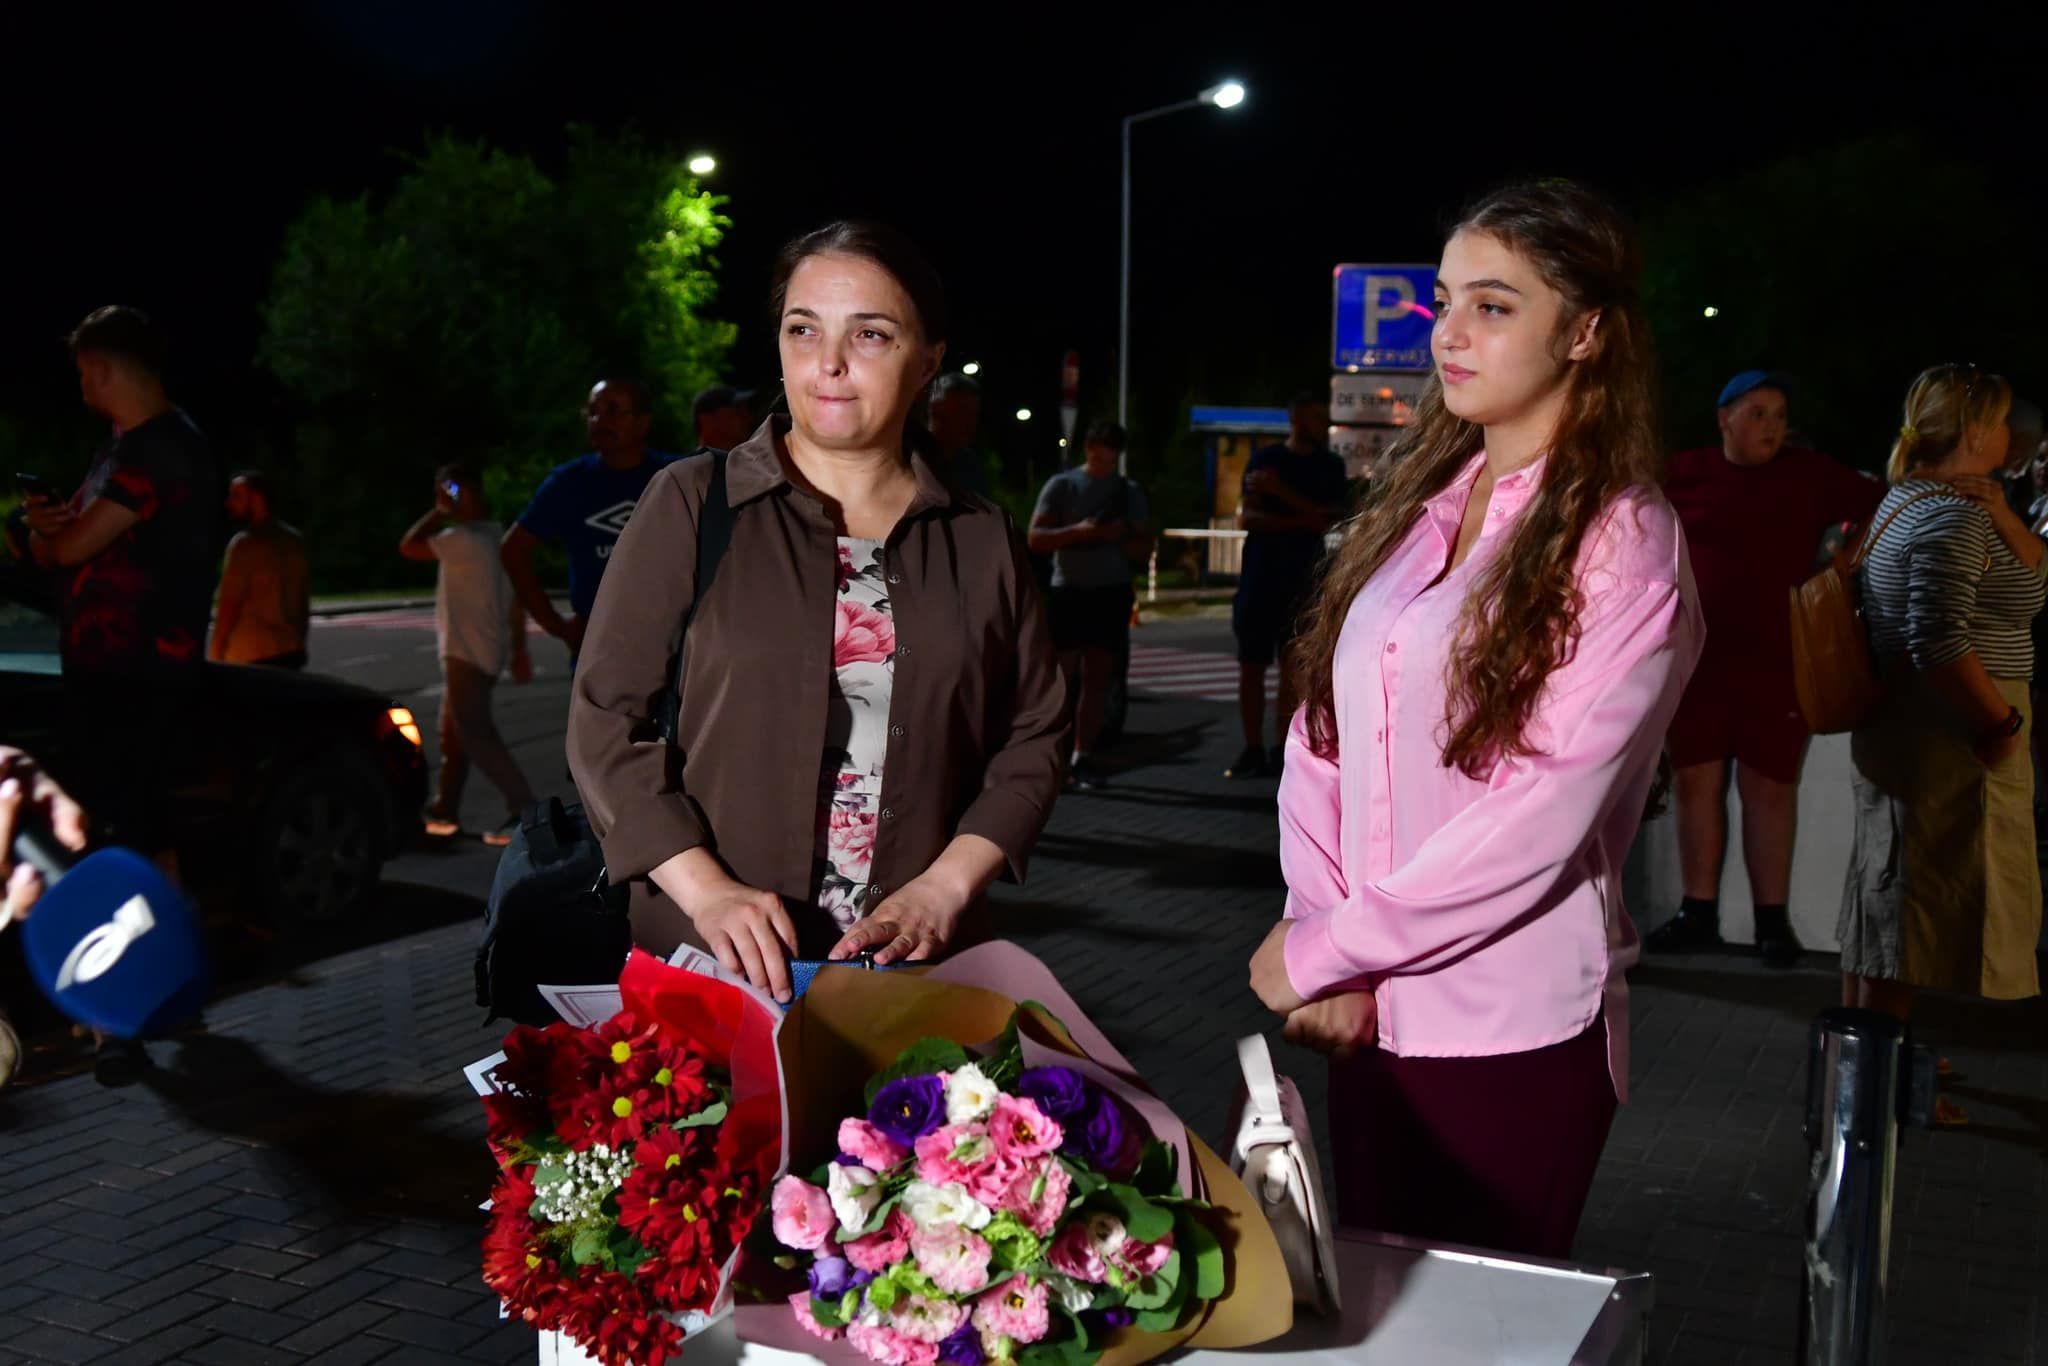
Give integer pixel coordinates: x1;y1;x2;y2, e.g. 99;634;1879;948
1249;920;1307;1015
1975;714;2027;769
829;875;968;965
1282;992;1378;1059
675;873;798;1003
0;747;90;928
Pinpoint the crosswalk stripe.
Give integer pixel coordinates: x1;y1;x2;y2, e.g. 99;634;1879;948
1126;645;1278;701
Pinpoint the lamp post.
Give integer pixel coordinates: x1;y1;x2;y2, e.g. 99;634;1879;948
1119;79;1245;474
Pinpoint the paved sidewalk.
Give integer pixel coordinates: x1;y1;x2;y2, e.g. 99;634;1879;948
0;687;2040;1364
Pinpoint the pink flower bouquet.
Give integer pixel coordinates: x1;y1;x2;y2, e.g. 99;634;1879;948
738;943;1290;1366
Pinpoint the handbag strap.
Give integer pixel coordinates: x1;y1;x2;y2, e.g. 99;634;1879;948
656;451;735;744
1850;486;1958;572
1236;1035;1285;1127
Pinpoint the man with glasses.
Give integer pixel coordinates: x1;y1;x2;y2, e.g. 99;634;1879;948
501;377;679;665
1654;370;1884;965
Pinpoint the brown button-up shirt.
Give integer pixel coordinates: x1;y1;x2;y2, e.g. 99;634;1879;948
567;418;1069;918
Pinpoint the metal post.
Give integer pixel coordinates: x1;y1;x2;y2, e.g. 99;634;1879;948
1118;114;1132;475
1799;1007;1919;1366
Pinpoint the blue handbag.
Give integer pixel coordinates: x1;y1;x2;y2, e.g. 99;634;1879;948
787;951;903;1002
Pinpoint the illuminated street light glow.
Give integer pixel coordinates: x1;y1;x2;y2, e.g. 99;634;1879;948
1015;408;1033;422
1204;81;1247;109
961;362;981;376
687;153;717;176
1702;306;1720;318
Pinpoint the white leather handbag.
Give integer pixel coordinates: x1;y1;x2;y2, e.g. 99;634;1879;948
1229;1033;1342;1314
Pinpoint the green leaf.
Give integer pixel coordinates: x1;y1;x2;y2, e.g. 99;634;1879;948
863;1038;973;1108
676;1098;729;1130
1178;1210;1225;1300
1121;1249;1182;1311
612;1236;654;1278
984;1011;1025;1089
1131;1142;1179;1199
809;1293;847;1330
1131;1261;1195;1333
1059;1158;1107;1198
1100;1185;1174;1244
532;1162;570;1190
569;1225;608;1268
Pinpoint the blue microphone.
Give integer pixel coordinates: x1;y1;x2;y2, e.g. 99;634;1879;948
12;822;209;1038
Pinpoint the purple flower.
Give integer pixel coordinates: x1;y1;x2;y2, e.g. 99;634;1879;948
938;1322;985;1364
1018;1066;1088;1121
1088;1308;1135;1329
808;1255;856;1299
870;1074;948;1147
1063;1086;1141;1178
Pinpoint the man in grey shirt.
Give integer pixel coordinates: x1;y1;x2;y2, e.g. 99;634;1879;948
1029;421;1151;790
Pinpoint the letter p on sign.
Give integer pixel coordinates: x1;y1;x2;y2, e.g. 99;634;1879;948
1364;275;1416;346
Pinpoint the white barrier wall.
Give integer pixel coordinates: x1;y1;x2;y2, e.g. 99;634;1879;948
1624;733;1856;951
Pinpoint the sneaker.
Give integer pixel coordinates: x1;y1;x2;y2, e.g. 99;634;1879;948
1223;745;1269;780
422;805;460;839
93;1036;152;1088
1753;907;1805;968
1644;907;1723;953
483;816;520;848
1067;758;1108;792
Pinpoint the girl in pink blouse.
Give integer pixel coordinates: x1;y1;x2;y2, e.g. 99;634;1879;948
1248;181;1703;1259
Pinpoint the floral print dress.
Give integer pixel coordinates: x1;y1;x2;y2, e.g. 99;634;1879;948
815;539;897;931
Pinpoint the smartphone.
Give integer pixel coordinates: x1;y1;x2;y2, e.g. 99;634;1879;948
14;472;53;501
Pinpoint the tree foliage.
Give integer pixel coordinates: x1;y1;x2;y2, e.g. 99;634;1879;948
257;128;734;587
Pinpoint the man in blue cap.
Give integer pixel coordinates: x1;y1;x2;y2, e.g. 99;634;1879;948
1656;371;1883;965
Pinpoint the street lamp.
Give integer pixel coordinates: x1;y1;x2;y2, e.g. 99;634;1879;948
1120;79;1246;472
688;153;717;176
1015;408;1033;423
961;362;981;376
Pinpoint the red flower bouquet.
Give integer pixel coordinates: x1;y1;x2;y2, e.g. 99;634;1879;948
477;950;786;1366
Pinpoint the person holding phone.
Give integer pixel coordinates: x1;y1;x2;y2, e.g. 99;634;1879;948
400;465;536;844
0;747;91;1088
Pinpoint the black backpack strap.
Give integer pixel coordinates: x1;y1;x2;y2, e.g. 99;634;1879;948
521;797;568;864
658;451;736;743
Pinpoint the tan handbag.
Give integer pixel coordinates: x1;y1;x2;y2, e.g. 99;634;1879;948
1789;488;1951;734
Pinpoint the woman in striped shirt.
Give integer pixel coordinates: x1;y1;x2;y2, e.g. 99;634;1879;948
1842;365;2043;1084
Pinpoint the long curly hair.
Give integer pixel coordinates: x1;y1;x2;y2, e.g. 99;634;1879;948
1290;180;1663;777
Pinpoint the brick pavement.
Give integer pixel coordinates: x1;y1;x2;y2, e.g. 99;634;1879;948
0;686;2041;1364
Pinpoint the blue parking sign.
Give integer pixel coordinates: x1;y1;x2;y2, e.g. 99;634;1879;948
1332;264;1438;371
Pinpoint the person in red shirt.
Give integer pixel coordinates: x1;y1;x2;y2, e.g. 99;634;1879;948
1654;371;1883;965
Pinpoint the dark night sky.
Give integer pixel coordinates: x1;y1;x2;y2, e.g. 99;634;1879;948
5;3;2045;462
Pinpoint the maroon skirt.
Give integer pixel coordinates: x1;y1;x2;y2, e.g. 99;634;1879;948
1326;1019;1616;1260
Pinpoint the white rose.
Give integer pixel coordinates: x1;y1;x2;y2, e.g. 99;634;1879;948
944;1063;1000;1125
904;1179;993;1232
1053;1276;1095;1316
828;1163;883;1233
1086;1212;1128;1259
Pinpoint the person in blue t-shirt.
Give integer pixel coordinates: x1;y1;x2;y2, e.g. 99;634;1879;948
501;377;679;661
1226;391;1349;780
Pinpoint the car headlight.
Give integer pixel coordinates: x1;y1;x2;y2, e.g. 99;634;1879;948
387;706;422;748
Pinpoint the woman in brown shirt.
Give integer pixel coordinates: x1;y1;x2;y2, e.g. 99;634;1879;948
568;221;1068;1002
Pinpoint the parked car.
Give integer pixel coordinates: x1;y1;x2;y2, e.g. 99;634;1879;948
0;591;426;923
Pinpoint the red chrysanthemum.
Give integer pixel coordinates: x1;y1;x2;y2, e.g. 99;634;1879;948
481;1170;570;1326
557;1269;685;1366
